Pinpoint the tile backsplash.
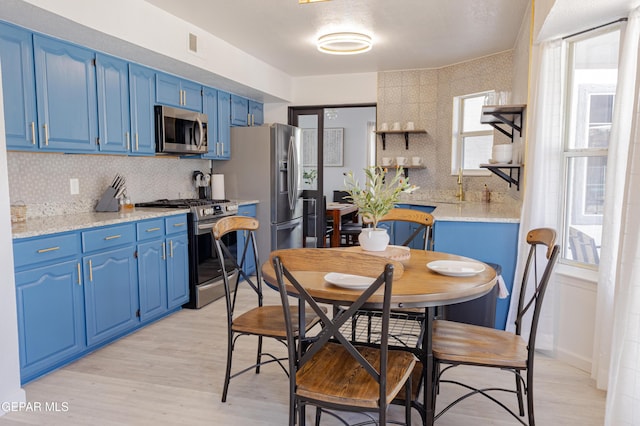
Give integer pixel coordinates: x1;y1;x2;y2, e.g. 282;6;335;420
7;152;210;218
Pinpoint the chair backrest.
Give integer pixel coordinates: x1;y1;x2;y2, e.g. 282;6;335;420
271;248;398;411
568;226;600;265
514;228;560;357
367;207;435;250
212;215;262;322
333;190;351;203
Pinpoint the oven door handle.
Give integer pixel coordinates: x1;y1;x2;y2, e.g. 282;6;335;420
197;221;217;233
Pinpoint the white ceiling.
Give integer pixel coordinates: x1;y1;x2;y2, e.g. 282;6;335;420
143;0;530;77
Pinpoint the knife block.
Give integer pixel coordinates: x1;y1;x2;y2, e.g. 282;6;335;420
95;187;120;212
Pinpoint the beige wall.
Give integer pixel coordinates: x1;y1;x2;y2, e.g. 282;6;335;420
376;51;516;199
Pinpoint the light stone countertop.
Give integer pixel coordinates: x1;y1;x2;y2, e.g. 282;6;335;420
402;198;521;223
234;199;260;206
11;208;190;239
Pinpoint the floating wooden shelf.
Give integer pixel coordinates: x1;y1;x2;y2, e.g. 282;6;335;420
376;129;427;150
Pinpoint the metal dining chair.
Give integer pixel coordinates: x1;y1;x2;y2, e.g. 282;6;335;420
432;228;560;425
212;216;324;402
271;248;418;426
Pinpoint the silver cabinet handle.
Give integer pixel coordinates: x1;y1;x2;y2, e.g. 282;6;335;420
37;246;60;253
170;240;174;258
43;123;49;145
77;263;82;285
104;235;121;240
88;259;93;282
173;222;185;228
162;242;166;260
31;122;36;144
126;131;130;150
146;227;161;232
135;133;139;151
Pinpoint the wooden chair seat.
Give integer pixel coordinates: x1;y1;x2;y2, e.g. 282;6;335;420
296;343;416;409
433;319;527;369
233;306;325;337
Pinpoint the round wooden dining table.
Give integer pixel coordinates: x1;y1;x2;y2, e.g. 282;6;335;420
261;247;497;426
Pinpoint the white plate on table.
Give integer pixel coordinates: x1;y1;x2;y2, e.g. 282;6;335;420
426;260;485;277
324;272;375;290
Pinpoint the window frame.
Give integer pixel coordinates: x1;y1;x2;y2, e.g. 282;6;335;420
559;25;620;270
451;91;493;176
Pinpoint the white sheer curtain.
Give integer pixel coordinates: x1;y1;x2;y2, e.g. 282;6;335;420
596;8;640;425
505;40;563;350
591;12;639;392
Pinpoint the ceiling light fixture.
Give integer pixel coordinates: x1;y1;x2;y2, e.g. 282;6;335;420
317;32;373;55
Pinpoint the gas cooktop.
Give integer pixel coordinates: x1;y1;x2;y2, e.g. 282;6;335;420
136;198;238;221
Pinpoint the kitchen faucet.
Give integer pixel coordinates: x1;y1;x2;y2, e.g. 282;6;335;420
456;168;464;201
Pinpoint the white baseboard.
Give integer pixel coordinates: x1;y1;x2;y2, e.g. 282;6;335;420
556;347;593;373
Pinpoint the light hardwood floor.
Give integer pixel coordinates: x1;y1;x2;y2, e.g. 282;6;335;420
0;286;605;425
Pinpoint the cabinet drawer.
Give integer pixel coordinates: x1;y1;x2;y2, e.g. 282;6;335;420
13;233;80;269
238;204;257;217
81;224;135;253
136;219;165;241
165;214;188;235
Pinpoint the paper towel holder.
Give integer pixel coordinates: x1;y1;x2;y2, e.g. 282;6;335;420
211;174;226;200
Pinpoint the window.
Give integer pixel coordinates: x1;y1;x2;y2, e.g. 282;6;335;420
452;92;493;175
561;28;620;268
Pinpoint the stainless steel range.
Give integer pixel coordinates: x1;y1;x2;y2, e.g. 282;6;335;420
136;198;239;308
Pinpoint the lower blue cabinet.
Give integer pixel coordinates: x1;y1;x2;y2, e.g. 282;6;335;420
237;204;257;276
13;213;189;384
15;259;85;383
83;245;139;346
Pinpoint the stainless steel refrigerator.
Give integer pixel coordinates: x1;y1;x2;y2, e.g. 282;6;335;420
214;123;303;263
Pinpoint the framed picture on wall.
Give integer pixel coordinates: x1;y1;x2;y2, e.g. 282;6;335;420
324;128;344;167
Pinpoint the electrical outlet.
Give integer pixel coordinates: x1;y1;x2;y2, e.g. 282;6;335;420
70;178;80;195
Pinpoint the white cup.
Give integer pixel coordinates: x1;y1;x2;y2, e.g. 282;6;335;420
391;122;401;131
484;92;497;105
396;156;408;166
404;122;415;131
498;91;511;105
379;122;388;131
411;156;423;166
381;157;392;166
492;144;513;163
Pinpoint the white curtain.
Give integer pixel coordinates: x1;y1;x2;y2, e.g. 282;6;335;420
505;40;564;350
597;8;640;425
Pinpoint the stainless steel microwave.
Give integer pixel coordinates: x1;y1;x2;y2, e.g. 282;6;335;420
155;105;208;154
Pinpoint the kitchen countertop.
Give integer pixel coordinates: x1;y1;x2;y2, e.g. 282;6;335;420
11;208;190;239
402;198;521;223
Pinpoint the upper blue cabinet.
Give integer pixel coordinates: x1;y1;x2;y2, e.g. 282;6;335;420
156;72;202;112
230;94;249;126
33;35;98;153
96;53;131;154
0;22;39;151
230;94;263;127
249;100;264;126
128;64;157;155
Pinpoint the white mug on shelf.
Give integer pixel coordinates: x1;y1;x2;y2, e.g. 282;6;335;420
411;156;423;166
404;121;415;131
396;156;408;166
391;122;401;131
381;157;393;166
379;122;389;131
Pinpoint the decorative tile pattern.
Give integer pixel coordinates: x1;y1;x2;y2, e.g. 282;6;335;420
7;152;210;218
377;51;519;202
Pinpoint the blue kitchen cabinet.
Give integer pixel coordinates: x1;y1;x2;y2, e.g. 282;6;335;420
201;87;228;160
217;90;232;156
96;53;131;154
81;224;138;347
433;220;519;329
136;219;167;321
248;100;264;126
165;214;189;308
237;204;257;276
33;35;98;153
13;232;84;384
128;63;156;155
0;22;39;150
230;94;249;126
156;72;202;111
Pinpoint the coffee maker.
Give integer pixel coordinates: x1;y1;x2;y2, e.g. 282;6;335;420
193;171;211;199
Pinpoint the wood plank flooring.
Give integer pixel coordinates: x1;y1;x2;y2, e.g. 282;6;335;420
0;286;605;425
